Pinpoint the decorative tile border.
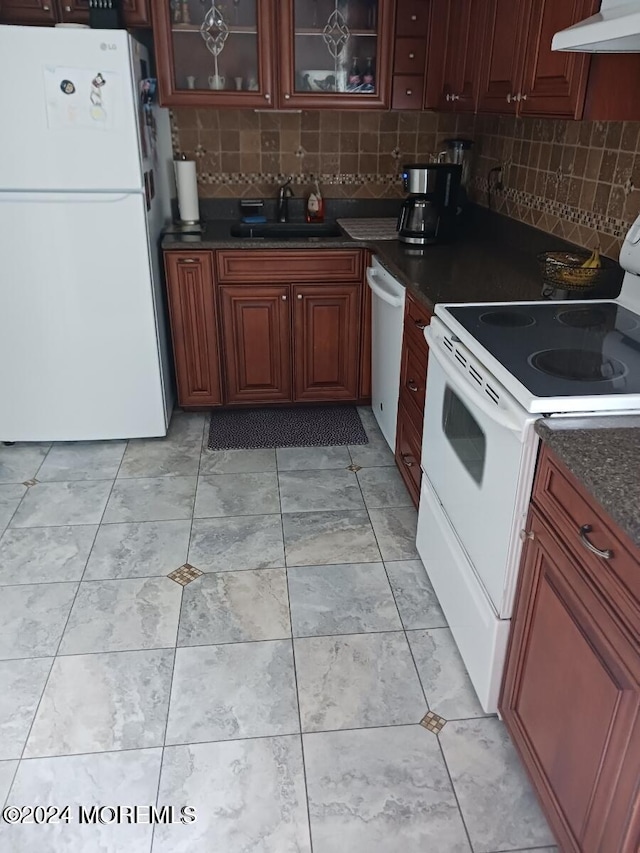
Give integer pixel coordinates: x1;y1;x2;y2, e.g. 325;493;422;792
194;171;404;187
469;175;631;239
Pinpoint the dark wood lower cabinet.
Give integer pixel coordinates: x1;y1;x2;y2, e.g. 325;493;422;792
293;283;361;402
501;450;640;853
164;252;222;408
219;285;292;404
395;292;431;508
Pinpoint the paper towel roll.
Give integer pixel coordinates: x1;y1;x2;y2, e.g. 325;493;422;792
174;159;200;223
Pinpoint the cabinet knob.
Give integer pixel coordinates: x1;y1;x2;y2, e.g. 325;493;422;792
407;380;419;392
297;294;303;300
408;52;415;59
506;93;513;103
405;88;413;96
451;94;460;101
281;294;287;300
520;93;528;101
410;14;417;20
445;93;451;102
401;454;414;468
264;93;271;100
64;4;71;10
414;319;427;330
284;93;291;100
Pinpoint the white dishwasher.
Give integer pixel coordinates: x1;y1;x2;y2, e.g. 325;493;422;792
366;256;406;451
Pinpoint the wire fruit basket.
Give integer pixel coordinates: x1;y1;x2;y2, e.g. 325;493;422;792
537;250;617;291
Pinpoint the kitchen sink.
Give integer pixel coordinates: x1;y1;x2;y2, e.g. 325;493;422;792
230;221;343;239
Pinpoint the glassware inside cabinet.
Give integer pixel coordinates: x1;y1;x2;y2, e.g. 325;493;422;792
169;0;262;92
293;0;379;95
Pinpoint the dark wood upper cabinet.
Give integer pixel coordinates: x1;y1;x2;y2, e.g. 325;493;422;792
430;0;482;112
155;0;394;108
164;252;222;408
519;0;597;118
0;0;149;25
154;0;275;108
476;0;530;114
0;0;57;24
57;0;150;26
476;0;596;118
501;446;640;853
219;284;292;404
293;283;361;401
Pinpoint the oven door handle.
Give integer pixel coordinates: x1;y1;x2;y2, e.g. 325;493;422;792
366;268;404;308
426;333;525;436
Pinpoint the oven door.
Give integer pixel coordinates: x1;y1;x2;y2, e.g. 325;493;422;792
421;324;538;617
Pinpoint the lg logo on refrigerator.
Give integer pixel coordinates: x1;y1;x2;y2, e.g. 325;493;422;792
100;42;117;51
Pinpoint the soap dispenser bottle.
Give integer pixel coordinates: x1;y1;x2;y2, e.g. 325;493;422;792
306;181;324;223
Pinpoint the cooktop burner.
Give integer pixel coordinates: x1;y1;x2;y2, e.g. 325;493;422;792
556;308;609;328
479;310;535;327
530;349;627;382
444;301;640;399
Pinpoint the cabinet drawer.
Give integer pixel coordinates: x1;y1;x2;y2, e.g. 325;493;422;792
395;402;422;507
394;37;427;74
533;446;640;634
399;335;428;431
404;293;432;350
216;250;363;283
392;75;425;110
395;0;430;36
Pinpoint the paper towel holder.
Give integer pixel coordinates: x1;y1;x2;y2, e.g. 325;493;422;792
174;153;203;232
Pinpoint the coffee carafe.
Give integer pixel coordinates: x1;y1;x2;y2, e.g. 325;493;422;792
397;163;462;246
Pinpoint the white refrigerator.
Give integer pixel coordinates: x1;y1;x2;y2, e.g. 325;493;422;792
0;25;175;441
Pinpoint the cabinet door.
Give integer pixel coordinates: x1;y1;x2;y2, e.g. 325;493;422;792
293;283;361;401
220;285;292;404
154;0;275;107
477;0;530;114
501;511;640;853
519;0;597;119
0;0;56;24
164;252;222;408
278;0;395;109
395;401;421;507
57;0;150;25
433;0;480;112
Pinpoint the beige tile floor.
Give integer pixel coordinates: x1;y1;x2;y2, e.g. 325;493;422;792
0;408;557;853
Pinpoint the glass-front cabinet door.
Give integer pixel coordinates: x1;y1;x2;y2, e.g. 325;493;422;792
279;0;393;107
155;0;274;107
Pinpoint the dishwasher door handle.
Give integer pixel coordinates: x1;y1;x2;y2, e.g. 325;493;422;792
366;267;404;308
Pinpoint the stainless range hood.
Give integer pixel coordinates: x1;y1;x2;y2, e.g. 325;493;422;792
552;0;640;52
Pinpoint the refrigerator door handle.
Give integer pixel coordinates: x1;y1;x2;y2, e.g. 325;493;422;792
0;192;137;204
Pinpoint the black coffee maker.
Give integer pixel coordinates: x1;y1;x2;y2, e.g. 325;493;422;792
397;163;462;246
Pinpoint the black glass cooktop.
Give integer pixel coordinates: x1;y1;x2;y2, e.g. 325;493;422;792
446;302;640;398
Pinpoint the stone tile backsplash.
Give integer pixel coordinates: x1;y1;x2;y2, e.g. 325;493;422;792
170;107;640;255
470;114;640;258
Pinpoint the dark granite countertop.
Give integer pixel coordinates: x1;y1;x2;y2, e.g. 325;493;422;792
535;416;640;548
162;207;622;310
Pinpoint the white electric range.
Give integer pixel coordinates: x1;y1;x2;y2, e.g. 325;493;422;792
416;215;640;714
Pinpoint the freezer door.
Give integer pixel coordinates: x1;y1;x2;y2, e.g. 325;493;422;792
0;192;168;441
0;27;142;191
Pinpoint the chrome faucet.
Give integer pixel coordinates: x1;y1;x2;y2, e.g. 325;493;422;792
277;176;294;223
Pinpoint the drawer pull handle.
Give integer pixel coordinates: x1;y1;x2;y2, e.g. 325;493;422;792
401;454;414;468
407;380;419;392
579;524;612;560
181;258;197;263
414;319;427;330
